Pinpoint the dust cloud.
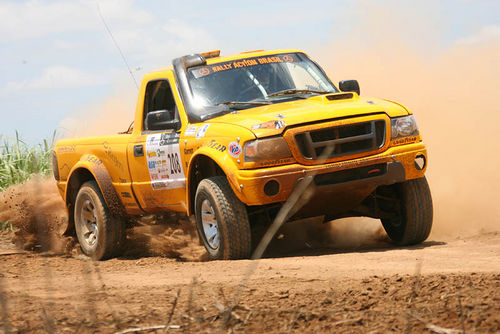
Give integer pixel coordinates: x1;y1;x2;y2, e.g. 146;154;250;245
124;214;206;261
264;217;387;257
0;176;73;253
317;3;500;238
58;89;136;138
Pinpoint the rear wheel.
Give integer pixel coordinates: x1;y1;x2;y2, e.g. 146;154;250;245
380;176;433;245
74;181;125;260
195;176;252;260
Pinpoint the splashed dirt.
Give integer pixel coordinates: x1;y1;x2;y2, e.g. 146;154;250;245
0;177;206;261
0;176;72;253
124;214;206;261
0;177;390;260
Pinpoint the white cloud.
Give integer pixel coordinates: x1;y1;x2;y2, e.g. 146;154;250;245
0;0;153;43
1;66;109;95
161;19;218;53
456;25;500;45
110;18;219;70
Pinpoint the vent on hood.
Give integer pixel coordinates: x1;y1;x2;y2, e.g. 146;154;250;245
325;93;354;101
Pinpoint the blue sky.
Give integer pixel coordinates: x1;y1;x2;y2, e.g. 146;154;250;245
0;0;499;144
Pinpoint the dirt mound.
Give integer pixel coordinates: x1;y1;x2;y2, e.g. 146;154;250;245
0;177;205;260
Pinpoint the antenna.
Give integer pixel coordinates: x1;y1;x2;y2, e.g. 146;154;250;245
97;3;139;90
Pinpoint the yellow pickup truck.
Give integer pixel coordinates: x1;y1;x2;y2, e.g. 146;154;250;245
53;49;432;260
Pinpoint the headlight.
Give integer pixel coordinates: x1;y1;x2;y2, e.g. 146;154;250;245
391;115;419;140
244;137;292;163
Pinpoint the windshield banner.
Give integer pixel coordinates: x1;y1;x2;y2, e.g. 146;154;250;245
191;53;298;78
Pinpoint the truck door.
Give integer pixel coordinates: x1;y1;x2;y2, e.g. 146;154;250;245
127;78;187;213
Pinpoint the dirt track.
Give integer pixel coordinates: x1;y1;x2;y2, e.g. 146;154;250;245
0;179;499;332
1;229;499;333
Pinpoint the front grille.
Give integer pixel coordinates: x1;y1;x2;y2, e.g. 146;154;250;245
294;120;386;160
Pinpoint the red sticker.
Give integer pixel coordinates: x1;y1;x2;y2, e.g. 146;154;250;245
199;67;210;76
228;142;242;158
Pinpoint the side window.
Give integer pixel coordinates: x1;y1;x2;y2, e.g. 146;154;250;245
143;80;179;131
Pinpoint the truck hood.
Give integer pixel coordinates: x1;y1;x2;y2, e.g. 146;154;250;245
209;93;410;138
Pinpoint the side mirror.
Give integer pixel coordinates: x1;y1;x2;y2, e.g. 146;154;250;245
339;80;360;95
145;110;181;131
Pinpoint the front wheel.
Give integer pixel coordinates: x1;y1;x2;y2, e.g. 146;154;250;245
195;176;252;260
380;176;433;245
74;181;125;260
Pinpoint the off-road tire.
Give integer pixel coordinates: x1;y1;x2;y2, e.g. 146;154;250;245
74;181;125;260
195;176;252;260
381;176;433;245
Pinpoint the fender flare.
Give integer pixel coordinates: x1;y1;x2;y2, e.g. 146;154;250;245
64;154;127;235
186;148;242;215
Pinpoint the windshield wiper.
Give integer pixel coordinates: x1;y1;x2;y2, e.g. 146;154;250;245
266;89;330;98
217;100;272;107
199;100;271;121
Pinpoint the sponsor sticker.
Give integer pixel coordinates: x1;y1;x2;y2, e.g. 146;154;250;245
251;120;286;130
204;140;226;152
196;124;210;139
57;145;76;153
145;133;186;190
228;142;242;158
184;125;198;137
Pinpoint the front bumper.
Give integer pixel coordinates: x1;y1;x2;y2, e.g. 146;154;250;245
229;142;427;207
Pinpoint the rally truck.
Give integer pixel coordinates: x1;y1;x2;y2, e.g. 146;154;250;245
53;49;432;260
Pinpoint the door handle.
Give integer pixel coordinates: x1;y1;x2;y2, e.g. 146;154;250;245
134;145;144;157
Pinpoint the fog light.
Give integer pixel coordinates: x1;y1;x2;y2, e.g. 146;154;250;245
414;155;426;170
264;180;280;196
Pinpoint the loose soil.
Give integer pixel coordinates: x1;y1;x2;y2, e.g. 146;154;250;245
1;179;499;333
1;229;499;333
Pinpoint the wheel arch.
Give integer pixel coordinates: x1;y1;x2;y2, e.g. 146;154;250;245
187;153;233;216
64;156;127;235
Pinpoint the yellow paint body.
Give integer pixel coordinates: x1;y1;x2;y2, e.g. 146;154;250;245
54;49;427;219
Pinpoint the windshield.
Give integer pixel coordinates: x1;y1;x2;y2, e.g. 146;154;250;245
187;53;337;116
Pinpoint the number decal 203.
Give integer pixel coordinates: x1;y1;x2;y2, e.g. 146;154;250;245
145;133;186;190
168;153;181;175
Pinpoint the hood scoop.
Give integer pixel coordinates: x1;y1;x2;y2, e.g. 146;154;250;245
325;92;354;101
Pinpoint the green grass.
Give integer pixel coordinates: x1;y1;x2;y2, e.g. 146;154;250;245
0;221;14;231
0;131;55;192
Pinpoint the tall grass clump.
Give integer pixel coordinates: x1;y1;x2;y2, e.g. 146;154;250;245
0;131;55;191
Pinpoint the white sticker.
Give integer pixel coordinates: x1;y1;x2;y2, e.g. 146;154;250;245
184;125;198;137
145;133;186;190
195;124;210;139
228;141;242;158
